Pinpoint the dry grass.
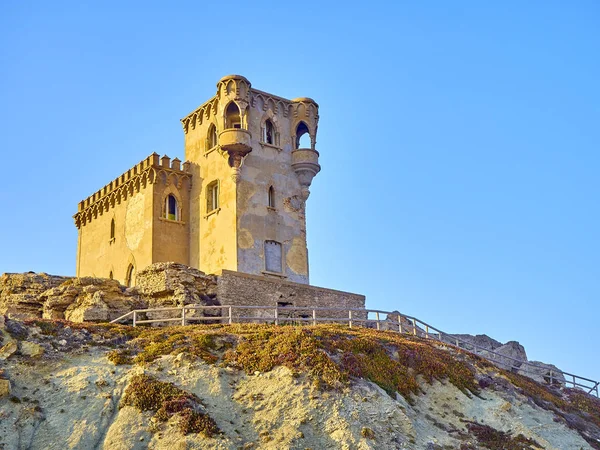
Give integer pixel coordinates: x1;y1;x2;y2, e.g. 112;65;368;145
121;373;219;437
462;421;541;450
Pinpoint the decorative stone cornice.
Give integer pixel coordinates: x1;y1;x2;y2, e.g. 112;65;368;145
180;75;320;135
250;89;294;117
73;153;192;229
180;96;219;134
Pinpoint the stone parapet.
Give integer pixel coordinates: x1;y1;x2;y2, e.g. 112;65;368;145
180;85;319;134
216;269;365;321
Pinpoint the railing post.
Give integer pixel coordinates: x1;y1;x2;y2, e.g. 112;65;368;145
181;307;186;326
349;310;353;328
228;306;232;325
425;325;429;339
376;312;380;330
274;306;279;326
133;310;137;327
572;375;576;389
312;309;316;326
412;318;417;336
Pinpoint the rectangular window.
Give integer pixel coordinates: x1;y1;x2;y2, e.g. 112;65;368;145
265;240;283;273
207;181;219;212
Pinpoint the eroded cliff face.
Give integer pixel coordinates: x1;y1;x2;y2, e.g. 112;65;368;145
0;318;599;450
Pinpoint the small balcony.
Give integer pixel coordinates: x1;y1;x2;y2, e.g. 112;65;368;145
219;128;252;154
291;148;320;200
292;148;320;168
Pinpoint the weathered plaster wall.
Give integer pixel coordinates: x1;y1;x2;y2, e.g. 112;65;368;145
184;106;238;276
76;189;153;284
182;76;319;282
151;177;190;265
236;99;310;284
75;155;192;286
216;269;365;320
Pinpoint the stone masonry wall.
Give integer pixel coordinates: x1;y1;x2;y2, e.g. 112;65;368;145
216;270;365;322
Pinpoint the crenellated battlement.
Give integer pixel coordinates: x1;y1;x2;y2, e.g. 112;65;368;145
73;153;192;229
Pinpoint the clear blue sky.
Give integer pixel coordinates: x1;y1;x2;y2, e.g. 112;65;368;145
1;2;599;382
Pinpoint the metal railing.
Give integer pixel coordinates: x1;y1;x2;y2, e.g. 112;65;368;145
110;304;599;397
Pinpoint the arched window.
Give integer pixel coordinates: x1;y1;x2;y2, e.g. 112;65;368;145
207;124;217;150
125;264;135;287
225;102;241;129
263;119;277;145
296;121;310;149
164;194;179;221
109;271;113;280
268;186;275;208
110;218;115;241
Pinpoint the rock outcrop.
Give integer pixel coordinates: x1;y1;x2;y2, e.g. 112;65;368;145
135;263;220;323
1;263;220;324
452;333;568;386
135;262;218;307
0;272;71;318
42;277;145;322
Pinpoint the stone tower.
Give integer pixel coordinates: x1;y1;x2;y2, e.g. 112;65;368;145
181;75;321;284
73;75;321;285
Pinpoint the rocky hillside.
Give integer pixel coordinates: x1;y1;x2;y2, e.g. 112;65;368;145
0;266;569;386
1;317;599;449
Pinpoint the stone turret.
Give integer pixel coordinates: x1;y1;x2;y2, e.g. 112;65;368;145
181;75;321;284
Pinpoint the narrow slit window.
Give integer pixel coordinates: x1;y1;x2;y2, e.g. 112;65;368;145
265;240;283;273
110;218;115;240
109;271;113;280
268;186;275;208
265;120;275;145
125;264;135;287
207;181;219;212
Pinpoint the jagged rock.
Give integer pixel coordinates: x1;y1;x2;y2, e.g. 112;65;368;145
453;334;503;351
135;262;218;306
0;341;17;360
19;341;44;357
451;333;567;387
42;277;146;323
0;272;71;319
491;341;528;371
135;263;220;323
519;361;566;386
382;311;425;335
5;318;27;340
1;265;220;325
0;379;10;397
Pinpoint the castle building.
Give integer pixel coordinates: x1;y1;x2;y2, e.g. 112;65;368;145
73;75;322;287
